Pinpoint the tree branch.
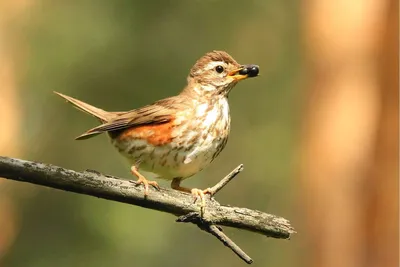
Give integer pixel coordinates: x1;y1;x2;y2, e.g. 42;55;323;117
0;156;295;264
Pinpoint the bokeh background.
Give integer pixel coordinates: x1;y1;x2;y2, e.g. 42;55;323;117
0;1;398;267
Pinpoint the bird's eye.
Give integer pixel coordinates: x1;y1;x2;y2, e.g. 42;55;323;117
215;65;224;73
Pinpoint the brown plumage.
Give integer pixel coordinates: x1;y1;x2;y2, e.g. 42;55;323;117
55;50;259;204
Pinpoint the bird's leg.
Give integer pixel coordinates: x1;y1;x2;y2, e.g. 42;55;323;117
130;166;159;196
171;178;211;208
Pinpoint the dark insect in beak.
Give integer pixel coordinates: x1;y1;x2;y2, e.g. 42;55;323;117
239;65;259;77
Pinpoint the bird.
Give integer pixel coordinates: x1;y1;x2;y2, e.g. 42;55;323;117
55;50;259;206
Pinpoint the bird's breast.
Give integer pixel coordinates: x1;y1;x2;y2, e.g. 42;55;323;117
112;97;231;179
174;97;230;148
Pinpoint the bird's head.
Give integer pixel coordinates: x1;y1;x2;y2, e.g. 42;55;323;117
185;50;259;97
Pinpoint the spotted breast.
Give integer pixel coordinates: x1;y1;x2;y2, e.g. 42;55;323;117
112;95;230;180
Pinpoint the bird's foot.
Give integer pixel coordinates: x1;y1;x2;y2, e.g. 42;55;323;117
130;166;159;196
171;178;212;214
190;188;212;208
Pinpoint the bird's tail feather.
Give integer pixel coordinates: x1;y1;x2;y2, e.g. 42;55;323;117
54;91;115;140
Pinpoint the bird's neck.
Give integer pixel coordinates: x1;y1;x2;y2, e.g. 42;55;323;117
180;80;228;101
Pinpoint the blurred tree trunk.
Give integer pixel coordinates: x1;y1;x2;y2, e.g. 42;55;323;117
0;1;24;157
299;1;398;267
365;3;399;266
0;0;34;262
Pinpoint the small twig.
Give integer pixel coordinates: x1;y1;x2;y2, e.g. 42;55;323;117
197;164;243;216
208;164;244;196
177;212;253;264
206;225;253;264
0;156;295;264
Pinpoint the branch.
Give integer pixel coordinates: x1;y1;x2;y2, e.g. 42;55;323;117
207;164;244;195
0;156;295;264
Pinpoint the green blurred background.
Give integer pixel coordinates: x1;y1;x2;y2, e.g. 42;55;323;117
1;1;300;266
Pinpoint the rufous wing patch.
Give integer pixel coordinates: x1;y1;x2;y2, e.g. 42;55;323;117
117;119;175;146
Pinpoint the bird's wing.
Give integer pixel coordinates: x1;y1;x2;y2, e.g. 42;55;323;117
76;96;190;140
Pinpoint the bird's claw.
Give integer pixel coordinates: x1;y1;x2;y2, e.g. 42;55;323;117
130;177;160;196
191;187;212;210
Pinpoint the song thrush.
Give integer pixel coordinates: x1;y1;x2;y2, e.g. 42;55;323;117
55;50;259;205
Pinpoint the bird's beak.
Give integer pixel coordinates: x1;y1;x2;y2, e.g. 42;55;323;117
228;64;259;81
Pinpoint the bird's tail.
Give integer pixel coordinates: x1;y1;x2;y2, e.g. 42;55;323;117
54;91;116;140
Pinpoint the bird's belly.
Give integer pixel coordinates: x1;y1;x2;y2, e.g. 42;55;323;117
112;136;227;180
